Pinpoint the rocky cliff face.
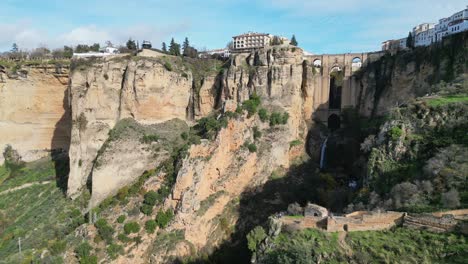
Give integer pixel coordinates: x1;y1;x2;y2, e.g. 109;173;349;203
356;32;467;117
0;65;70;164
67;56;195;198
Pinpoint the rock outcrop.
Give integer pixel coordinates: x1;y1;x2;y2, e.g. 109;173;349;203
67;56;196;198
0;65;70;164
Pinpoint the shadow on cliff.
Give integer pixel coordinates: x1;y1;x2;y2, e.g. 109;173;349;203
181;99;386;263
50;87;72;193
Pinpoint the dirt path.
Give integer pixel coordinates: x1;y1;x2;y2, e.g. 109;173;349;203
0;180;52;195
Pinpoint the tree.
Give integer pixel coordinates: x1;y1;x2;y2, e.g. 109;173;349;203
290;34;298;46
75;44;90;53
162;42;167;53
168;38;181;56
126;38;137;50
11;43;18;53
247;226;266;252
182;37;190;53
406;32;414;49
271;36;283;46
63;46;73;58
105;40;113;47
90;43;100;52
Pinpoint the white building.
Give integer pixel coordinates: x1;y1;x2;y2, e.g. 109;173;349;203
434;6;468;42
199;48;231;59
382;6;468;51
232;32;271;51
413;23;435;47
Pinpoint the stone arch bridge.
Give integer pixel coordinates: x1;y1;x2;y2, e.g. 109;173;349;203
304;52;384;128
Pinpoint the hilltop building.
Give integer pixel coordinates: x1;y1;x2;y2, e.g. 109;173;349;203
232;32;272;51
382;6;468;51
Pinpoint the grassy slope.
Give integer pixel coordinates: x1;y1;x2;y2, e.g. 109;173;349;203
261;228;467;264
0;159;84;264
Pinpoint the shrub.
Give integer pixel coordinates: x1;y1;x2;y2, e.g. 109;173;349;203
117;233;131;243
164;61;173;71
143;191;159;206
155;209;174;228
247;226;266;252
195;116;228;139
389;126;403;141
95;219;115;244
253;126;262;140
244;141;257;153
141;204;153;215
269;112;283;126
107;243;124;260
141;134;159;143
79;256;98;264
289;140;302;148
181;132;188;140
117;215;126;224
242;93;261;117
258;108;269;122
116;187;129;202
49;240;67;255
145;220;157;233
76;242;92;259
124;221;140;234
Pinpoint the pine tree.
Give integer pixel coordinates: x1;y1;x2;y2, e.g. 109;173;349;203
162;42;167;53
183;37;190;52
406;32;414;49
11;43;18;53
126;38;137;50
169;38;181;56
290;35;298;46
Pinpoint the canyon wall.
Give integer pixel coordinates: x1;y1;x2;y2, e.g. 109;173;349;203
0;65;70;164
67;56;196;198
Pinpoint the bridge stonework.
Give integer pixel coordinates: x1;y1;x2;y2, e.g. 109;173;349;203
303;51;384;124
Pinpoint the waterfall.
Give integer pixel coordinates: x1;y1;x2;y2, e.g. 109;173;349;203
320;136;329;170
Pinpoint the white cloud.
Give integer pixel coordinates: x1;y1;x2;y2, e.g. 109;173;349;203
0;22;190;51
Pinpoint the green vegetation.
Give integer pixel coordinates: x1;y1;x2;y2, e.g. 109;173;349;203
247;226;267;252
258;108;269;122
244;141;257;153
425;95;468;107
241;93;261;117
141;134;160;143
145;220;157;234
388;126;403;141
194;115;228;140
106;243;124;260
256;228;467;263
164;61;173;71
289;140;302;148
116;215;126;224
253;126;262;140
76;242;97;264
155;209;174;228
151;230;186;255
0;156;85;263
95;219;115;244
269;112;289;126
124;221;140;234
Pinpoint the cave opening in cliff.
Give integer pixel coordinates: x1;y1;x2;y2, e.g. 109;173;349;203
328;114;340;130
328;68;343;110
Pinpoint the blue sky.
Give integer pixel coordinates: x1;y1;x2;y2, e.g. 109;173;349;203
0;0;466;54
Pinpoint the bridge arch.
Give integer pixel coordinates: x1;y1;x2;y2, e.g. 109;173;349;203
329;66;343;110
352;57;362;71
313;59;322;68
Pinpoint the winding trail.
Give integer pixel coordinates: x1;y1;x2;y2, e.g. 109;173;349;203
0;181;52;195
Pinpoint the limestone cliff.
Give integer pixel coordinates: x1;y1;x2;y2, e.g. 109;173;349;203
0;65;70;164
356;32;467;116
